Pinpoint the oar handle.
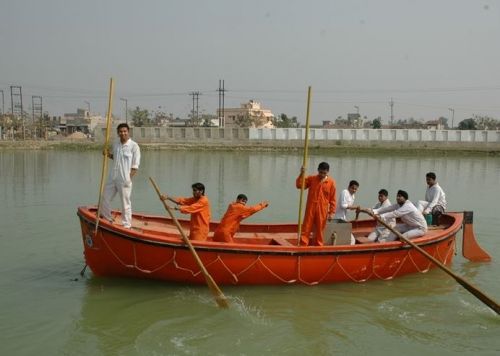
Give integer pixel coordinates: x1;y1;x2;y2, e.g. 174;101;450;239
149;177;229;309
359;208;500;315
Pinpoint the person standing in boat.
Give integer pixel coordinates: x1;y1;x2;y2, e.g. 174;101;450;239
161;183;211;241
213;194;269;243
416;172;447;216
296;162;337;246
366;189;395;242
372;190;427;242
101;123;141;229
332;180;360;245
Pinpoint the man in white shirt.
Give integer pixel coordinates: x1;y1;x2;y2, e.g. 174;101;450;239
101;123;141;229
367;189;395;242
416;172;447;215
333;180;359;221
333;180;359;245
373;190;427;242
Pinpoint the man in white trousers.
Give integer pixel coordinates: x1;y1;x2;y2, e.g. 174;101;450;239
101;123;141;229
372;190;427;242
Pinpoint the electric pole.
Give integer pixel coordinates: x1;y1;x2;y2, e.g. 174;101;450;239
189;91;201;125
11;86;24;139
217;80;226;127
120;98;128;124
389;97;394;126
448;108;455;129
0;89;4;115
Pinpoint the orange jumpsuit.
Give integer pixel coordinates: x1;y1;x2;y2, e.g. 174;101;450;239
296;174;336;246
176;196;211;241
213;202;268;243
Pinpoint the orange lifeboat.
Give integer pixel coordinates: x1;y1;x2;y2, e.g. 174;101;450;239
77;206;463;285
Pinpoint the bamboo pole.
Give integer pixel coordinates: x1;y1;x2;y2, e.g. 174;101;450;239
297;86;312;246
94;78;115;234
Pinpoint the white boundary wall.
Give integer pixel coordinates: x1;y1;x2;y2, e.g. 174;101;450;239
249;128;500;143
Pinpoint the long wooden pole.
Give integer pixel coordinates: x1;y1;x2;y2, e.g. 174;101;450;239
149;177;229;309
297;86;312;245
94;78;115;234
360;208;500;315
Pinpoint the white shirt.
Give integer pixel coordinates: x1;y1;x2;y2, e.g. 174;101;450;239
373;199;395;227
424;183;447;213
110;138;141;182
374;200;427;231
334;189;355;221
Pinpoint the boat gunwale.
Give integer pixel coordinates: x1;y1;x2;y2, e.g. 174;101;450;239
77;206;462;257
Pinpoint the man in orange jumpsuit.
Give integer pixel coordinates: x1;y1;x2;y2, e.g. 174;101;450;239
296;162;337;246
161;182;211;241
213;194;269;243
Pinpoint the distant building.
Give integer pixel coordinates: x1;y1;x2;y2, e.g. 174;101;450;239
425;120;445;130
61;108;105;135
217;100;275;128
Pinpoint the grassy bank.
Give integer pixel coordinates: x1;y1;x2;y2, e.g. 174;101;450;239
1;139;499;156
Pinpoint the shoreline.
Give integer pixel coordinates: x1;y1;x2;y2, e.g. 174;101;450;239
1;139;500;156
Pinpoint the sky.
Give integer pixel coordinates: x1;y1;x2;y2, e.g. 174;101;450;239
1;0;500;125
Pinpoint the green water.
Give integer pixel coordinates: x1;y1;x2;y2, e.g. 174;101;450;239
0;150;499;355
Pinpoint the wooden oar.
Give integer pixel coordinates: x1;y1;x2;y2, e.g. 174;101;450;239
359;208;500;315
297;86;312;246
94;78;115;235
149;177;229;309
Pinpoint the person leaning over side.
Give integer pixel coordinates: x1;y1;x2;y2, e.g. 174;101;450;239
100;123;141;229
213;194;269;243
161;182;211;241
372;190;427;242
296;162;337;246
366;189;395;242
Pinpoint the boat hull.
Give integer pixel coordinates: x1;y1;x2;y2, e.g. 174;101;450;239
77;206;461;285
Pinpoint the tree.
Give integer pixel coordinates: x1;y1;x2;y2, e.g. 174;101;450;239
130;107;150;127
273;113;299;128
458;118;476;130
473;115;498;130
372;117;382;129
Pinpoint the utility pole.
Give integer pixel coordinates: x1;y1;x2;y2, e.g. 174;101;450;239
448;108;455;129
217;79;226;127
32;96;43;138
10;86;23;139
0;89;4;115
84;100;90;114
389;97;394;126
120;98;128;124
189;91;201;125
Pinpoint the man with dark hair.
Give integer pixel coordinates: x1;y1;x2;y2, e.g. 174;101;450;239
161;183;211;241
373;190;427;242
213;194;269;243
296;162;337;246
416;172;447;216
101;123;141;228
367;189;395;242
333;180;360;245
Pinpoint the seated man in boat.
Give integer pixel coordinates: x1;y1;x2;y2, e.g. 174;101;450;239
333;180;360;245
296;162;337;246
416;172;447;222
372;190;427;242
213;194;269;243
366;189;395;242
161;183;211;241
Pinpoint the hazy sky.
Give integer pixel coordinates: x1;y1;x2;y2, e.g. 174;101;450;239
1;0;499;125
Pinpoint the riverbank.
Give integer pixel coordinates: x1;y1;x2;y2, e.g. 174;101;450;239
1;139;500;156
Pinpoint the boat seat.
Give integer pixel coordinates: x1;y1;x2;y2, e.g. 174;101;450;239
270;236;294;246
